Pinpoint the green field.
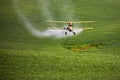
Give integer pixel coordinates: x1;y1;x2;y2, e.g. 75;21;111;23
0;0;120;80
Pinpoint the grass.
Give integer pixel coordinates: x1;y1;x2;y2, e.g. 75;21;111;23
1;48;120;80
0;0;120;80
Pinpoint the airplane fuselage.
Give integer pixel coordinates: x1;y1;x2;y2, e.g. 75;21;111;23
64;23;75;35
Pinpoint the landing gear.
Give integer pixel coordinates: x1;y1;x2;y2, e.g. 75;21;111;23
65;32;67;35
65;32;76;35
73;32;76;35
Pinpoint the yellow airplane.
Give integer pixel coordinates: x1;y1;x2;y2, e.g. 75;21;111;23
46;20;95;35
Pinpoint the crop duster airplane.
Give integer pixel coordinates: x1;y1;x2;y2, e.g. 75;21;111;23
46;20;95;35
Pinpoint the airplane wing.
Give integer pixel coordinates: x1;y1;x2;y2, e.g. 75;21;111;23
83;27;93;30
47;27;64;30
46;20;95;24
71;21;95;24
74;28;93;30
46;20;68;23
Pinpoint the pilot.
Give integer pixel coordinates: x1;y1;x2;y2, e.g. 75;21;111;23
68;23;73;27
67;23;73;31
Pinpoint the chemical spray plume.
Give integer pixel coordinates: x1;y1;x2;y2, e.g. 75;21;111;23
38;0;55;27
13;0;83;38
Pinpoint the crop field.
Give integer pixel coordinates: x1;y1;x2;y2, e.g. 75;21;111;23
0;0;120;80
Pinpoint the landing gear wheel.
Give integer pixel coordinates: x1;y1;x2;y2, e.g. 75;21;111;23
65;32;67;35
73;32;76;35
